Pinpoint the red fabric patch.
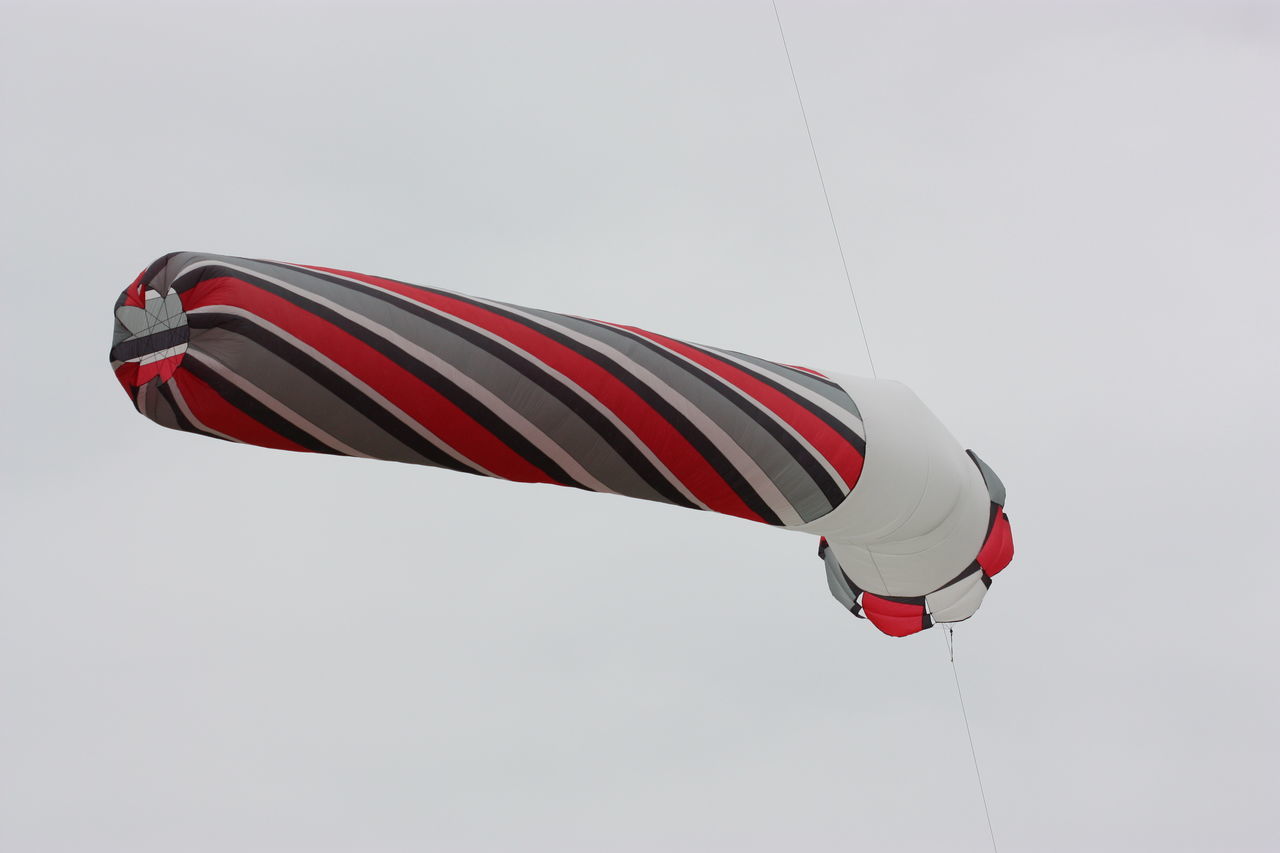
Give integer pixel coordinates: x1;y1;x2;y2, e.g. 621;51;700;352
861;594;929;637
977;508;1014;577
134;353;184;386
114;362;139;393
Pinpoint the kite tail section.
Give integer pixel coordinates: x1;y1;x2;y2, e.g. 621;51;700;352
818;451;1013;637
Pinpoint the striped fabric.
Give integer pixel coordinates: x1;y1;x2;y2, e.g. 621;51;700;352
111;252;867;527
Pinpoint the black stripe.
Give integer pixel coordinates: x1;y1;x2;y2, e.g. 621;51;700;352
693;343;868;459
109;326;190;362
866;592;929;606
935;561;983;591
247;262;700;511
587;321;848;512
181;354;346;456
171;264;590;490
140;252;180;290
187;312;483;476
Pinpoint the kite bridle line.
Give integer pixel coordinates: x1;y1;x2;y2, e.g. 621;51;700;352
771;5;999;852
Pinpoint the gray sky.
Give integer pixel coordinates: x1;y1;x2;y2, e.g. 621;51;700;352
2;1;1277;850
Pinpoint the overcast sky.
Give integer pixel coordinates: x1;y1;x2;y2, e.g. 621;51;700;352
2;1;1277;850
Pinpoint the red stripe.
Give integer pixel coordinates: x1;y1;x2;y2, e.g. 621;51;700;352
977;508;1013;577
122;268;148;308
170;365;312;452
185;275;558;485
135;354;184;385
114;362;139;393
294;265;767;522
860;594;930;637
781;363;827;378
598;322;864;490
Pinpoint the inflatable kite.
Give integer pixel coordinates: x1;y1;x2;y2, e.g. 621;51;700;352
110;252;1013;636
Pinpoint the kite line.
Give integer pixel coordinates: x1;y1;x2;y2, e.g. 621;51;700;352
770;4;997;851
770;0;877;379
946;626;1000;851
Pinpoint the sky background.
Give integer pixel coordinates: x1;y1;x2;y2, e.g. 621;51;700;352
2;1;1277;850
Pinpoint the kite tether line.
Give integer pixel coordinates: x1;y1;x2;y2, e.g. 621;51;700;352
770;0;877;379
945;627;1001;852
770;5;997;851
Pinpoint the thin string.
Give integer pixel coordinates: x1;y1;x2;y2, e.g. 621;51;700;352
771;0;877;378
769;7;997;849
946;626;1000;852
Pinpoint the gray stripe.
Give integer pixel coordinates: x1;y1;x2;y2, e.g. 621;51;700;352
144;381;183;432
184;347;374;459
823;546;860;611
187;307;496;475
492;302;806;526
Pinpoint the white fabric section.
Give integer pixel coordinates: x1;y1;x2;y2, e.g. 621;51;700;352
925;573;988;623
793;375;990;597
178;260;613;494
143;290;184;325
473;299;805;527
187;305;498;478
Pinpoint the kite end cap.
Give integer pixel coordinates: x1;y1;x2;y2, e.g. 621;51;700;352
109;253;191;403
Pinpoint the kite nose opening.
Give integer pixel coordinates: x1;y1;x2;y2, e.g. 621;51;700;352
109;282;190;393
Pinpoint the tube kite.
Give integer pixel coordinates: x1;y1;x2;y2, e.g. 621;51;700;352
110;252;1014;636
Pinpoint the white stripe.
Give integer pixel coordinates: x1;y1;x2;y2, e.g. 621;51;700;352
594;321;851;495
707;347;865;438
265;266;710;511
176;259;612;492
470;300;805;526
127;344;188;365
185;349;375;459
186;305;496;478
